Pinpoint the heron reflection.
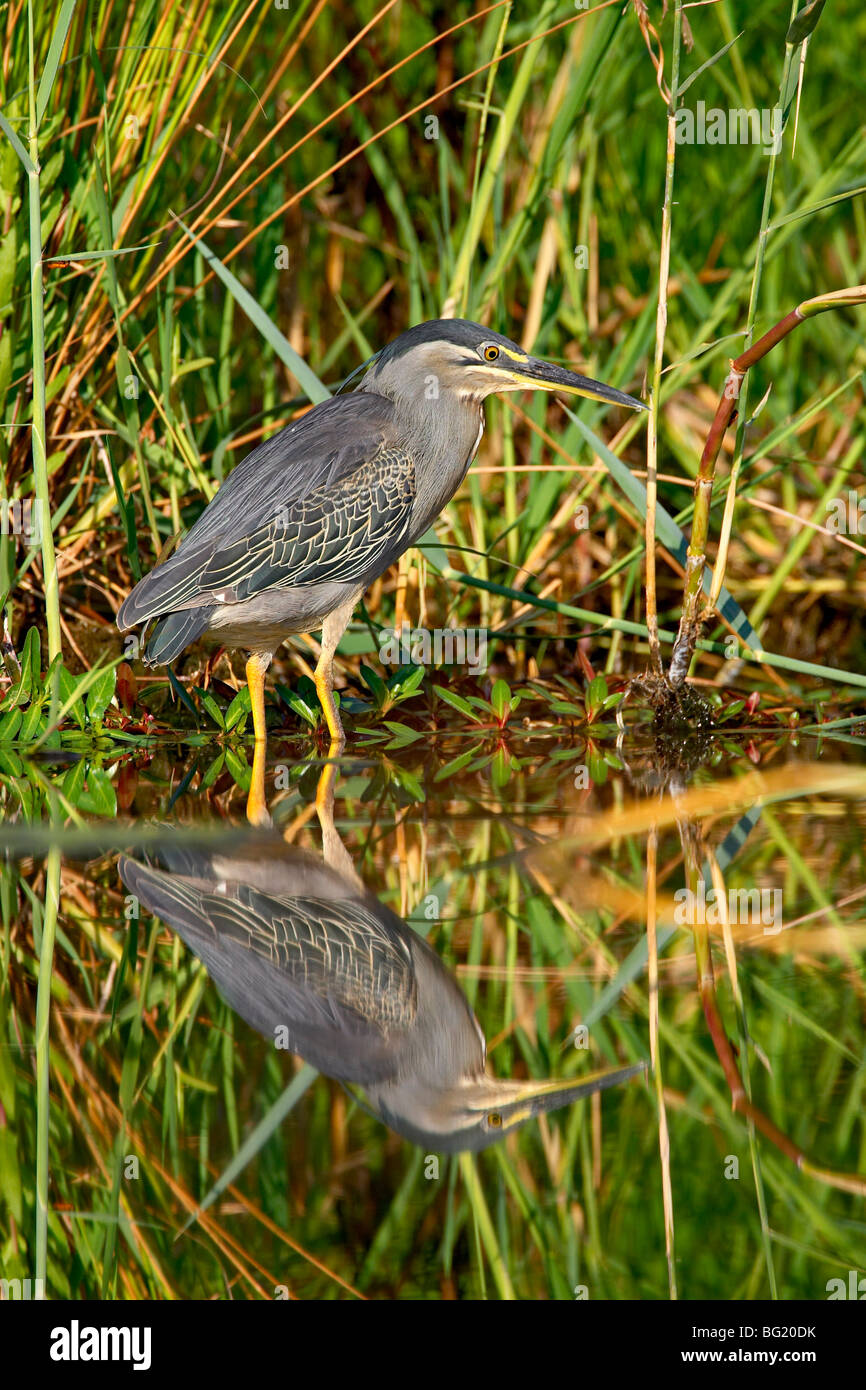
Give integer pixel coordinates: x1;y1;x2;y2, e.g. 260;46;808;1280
119;767;644;1152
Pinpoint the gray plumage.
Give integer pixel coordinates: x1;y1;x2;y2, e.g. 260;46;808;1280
118;394;424;662
118;831;646;1152
116;319;646;671
118;838;489;1146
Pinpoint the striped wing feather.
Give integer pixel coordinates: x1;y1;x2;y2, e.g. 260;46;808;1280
199;447;414;604
117;392;414;627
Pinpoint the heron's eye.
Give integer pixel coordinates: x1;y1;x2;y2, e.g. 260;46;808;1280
482;344;500;361
486;1111;502;1128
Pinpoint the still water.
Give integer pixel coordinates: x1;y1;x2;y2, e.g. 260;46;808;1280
2;725;864;1299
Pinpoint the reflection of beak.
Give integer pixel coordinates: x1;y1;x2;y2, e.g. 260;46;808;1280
487;354;648;411
482;1059;647;1136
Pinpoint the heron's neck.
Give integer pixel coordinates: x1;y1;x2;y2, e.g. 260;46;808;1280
391;392;485;537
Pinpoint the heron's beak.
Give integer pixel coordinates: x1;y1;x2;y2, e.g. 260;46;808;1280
482;1059;647;1136
484;349;647;411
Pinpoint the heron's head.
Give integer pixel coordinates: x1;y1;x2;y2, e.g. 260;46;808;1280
376;1059;647;1154
362;318;647;413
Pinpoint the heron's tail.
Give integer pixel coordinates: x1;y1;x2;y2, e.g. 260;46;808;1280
116;536;214;638
144;608;214;665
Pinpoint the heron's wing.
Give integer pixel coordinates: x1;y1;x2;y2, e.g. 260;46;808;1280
193;444;414;605
224;888;418;1032
119;858;418;1084
117;392;413;626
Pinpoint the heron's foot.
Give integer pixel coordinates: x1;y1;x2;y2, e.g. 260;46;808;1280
246;789;272;829
314;665;346;744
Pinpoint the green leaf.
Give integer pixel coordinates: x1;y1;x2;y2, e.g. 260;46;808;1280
105;436;141;584
86;666;117;722
0;111;35;174
0;750;24;778
548;699;585;717
464;695;494;714
43;242;162;265
0;225;16;306
177;1066;317;1238
20;626;41;701
172;356;215;383
36;0;78;124
224;746;250;790
718;699;746;724
383;721;423;747
0;1125;21;1224
19;701;45;742
787;0;826;46
60;758;86;803
392;767;424;801
490;679;511;719
200;752;226;788
224;688;250;732
275;684;318;728
491;746;511;789
434;686;485;723
79;768;117;817
0;316;11;409
585;674;608;717
360;664;388;708
31;661;120;748
677;33;743;99
0;708;22;743
193;686;226;731
167;667;198;719
58;665;86;730
389;663;426;699
587;749;608;786
768;185;866;233
433;746;481;781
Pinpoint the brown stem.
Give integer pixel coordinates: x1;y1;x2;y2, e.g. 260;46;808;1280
667;308;805;686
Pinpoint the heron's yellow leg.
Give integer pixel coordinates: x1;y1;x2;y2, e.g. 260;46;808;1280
315;758;338;813
313;760;363;887
314;658;344;744
281;799;317;843
245;653;271;827
314;597;357;746
282;748;343;844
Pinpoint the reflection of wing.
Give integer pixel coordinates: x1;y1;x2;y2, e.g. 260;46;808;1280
206;889;417;1030
116;392;415;627
119;857;418;1086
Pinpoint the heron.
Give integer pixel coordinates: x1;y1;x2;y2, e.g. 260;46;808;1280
118;769;645;1152
117;319;647;822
